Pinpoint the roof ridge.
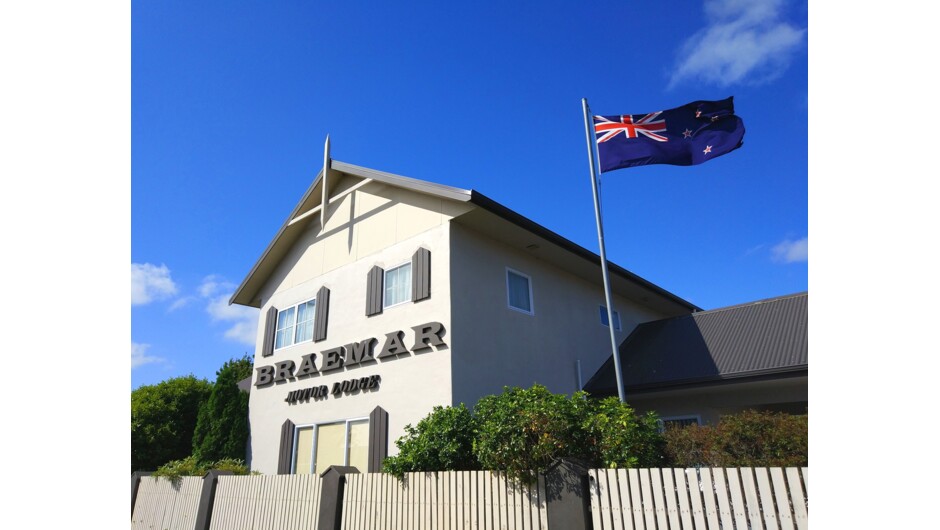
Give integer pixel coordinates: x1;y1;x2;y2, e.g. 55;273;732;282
690;291;807;317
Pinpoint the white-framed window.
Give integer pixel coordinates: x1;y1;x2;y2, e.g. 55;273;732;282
599;306;622;331
658;415;702;432
383;262;412;308
275;298;316;350
506;268;534;315
292;418;369;475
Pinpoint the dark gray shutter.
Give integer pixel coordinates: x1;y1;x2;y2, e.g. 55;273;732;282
366;266;384;316
412;248;431;302
277;419;296;474
367;406;389;472
313;286;330;342
261;306;278;357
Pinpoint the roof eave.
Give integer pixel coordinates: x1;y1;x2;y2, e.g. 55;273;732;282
468;190;700;313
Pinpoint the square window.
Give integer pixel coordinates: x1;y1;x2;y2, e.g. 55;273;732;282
658;415;701;432
384;262;412;308
506;269;533;314
275;298;316;350
599;306;622;331
292;418;370;474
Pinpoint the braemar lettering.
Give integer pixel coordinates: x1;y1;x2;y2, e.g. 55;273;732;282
254;321;445;388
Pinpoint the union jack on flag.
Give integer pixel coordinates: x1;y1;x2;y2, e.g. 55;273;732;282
594;113;668;143
592;97;745;173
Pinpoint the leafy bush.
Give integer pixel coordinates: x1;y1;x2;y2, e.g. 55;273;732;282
383;404;480;479
385;385;669;483
472;385;593;483
192;354;253;462
581;397;665;469
153;455;254;481
664;410;808;467
132;375;213;471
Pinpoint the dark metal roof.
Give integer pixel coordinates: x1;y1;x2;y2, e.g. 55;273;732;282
583;292;808;396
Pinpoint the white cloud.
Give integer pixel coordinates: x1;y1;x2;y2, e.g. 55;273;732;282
132;342;164;368
201;276;258;346
131;263;179;305
198;274;233;298
669;0;805;88
772;237;808;263
168;296;195;312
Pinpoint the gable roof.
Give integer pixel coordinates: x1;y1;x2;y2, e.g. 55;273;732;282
583;292;808;396
229;160;700;315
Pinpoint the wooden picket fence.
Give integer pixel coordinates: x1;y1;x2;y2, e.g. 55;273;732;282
588;467;808;530
209;474;324;530
131;476;204;530
341;470;548;530
132;467;807;530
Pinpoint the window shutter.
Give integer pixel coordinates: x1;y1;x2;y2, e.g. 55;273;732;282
367;406;389;472
412;248;431;302
313;286;330;342
277;419;296;474
261;306;278;357
366;265;384;316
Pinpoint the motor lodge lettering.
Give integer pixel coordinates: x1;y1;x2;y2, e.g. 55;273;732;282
254;321;446;399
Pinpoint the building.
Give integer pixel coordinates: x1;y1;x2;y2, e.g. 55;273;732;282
583;292;808;427
230;159;701;475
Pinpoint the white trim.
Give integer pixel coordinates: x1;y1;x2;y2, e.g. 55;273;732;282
505;267;535;315
382;261;412;309
274;297;317;351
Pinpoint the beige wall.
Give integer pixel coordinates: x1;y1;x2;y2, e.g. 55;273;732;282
247;179;468;474
625;376;808;425
447;223;667;408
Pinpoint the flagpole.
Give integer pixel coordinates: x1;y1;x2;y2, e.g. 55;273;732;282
582;98;627;403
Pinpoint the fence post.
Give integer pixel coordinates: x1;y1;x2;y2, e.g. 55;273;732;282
131;471;152;516
193;470;233;530
543;457;591;530
317;465;360;530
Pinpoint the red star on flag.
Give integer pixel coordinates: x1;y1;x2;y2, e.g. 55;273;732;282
703;145;713;155
682;129;692;138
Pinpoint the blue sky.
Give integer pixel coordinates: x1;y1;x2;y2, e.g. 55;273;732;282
130;0;808;389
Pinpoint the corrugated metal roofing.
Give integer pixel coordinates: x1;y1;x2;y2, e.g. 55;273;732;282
583;292;808;395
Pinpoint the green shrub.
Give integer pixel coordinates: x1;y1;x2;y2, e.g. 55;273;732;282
383;404;480;479
582;397;665;468
153;455;254;481
664;410;808;467
472;385;588;483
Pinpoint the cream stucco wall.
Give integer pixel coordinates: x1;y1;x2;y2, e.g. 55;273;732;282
447;223;667;408
247;178;469;474
625;376;808;425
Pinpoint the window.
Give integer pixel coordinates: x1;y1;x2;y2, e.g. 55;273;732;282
506;268;533;314
275;298;316;350
383;262;412;308
658;415;701;432
599;306;622;331
292;418;369;475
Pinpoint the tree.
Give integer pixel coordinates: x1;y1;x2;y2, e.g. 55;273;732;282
382;404;480;478
132;375;212;471
191;354;253;462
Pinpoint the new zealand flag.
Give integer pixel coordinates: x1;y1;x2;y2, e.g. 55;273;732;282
593;97;745;173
